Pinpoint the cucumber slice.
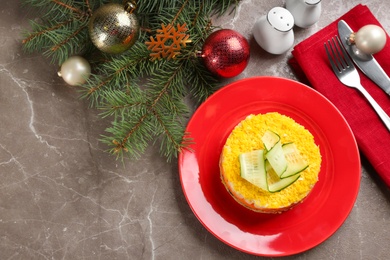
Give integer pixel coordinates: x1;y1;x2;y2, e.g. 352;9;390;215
239;149;267;191
239;131;310;193
261;130;280;151
265;160;301;192
264;160;280;184
280;143;309;178
265;141;287;177
268;174;301;193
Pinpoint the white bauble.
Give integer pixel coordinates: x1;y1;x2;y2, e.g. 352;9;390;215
355;25;386;54
58;56;91;86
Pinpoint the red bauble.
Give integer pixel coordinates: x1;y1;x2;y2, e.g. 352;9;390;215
201;29;250;78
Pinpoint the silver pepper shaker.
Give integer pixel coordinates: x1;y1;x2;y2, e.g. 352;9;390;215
286;0;322;28
253;7;294;55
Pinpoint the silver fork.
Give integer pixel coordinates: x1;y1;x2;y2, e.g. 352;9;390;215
325;36;390;132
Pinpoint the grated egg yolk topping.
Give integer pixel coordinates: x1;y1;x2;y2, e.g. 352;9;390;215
221;112;322;209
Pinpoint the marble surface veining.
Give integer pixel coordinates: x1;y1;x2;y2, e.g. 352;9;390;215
1;0;390;259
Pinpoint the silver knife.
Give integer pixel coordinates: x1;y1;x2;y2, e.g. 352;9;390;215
338;20;390;96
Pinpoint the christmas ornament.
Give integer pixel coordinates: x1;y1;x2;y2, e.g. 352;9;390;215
145;23;191;61
349;24;386;54
253;7;294;55
200;29;250;78
58;56;91;86
88;1;139;54
286;0;322;28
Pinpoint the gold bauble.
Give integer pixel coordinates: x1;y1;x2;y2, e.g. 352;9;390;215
88;2;139;54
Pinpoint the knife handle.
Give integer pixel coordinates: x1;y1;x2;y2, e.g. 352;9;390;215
358;83;390;131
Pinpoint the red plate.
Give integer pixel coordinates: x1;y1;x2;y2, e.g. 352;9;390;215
178;77;360;256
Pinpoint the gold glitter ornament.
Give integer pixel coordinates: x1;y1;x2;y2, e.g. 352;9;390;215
88;1;139;54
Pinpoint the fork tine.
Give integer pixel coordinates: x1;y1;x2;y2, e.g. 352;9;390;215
324;36;353;74
332;36;354;70
334;36;354;67
324;41;339;73
324;39;344;73
330;37;348;69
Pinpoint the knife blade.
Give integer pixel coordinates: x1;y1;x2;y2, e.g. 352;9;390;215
338;20;390;96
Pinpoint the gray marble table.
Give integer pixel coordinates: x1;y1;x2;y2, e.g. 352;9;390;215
1;1;389;259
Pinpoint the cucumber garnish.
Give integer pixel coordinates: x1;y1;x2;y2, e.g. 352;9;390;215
239;150;267;191
281;143;309;178
265;141;288;177
261;130;280;151
239;130;308;192
268;173;301;193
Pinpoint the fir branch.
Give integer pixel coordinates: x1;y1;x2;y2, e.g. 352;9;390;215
137;0;181;14
184;58;219;103
51;0;84;15
22;19;73;46
51;23;87;52
42;19;90;64
21;0;242;162
98;86;145;118
103;112;154;159
151;108;189;159
22;0;92;21
172;0;190;24
100;59;190;161
81;41;152;106
22;0;93;65
90;0;240;160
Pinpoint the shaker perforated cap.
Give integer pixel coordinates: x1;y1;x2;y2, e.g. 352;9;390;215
267;7;294;32
305;0;321;5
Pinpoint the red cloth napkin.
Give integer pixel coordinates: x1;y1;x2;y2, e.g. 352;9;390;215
289;4;390;188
